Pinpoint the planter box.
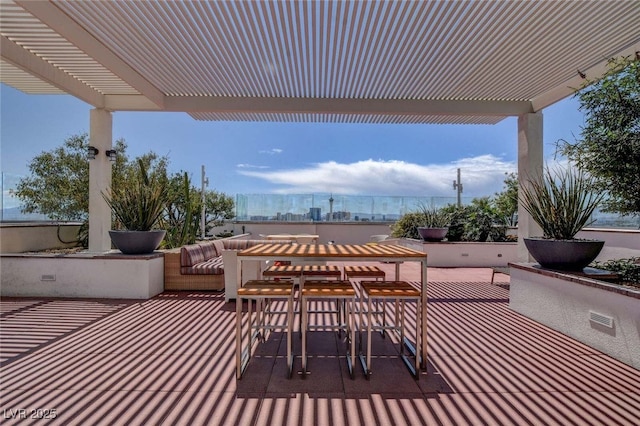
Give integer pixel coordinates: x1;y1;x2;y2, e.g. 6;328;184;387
509;262;640;369
398;239;517;267
0;252;164;299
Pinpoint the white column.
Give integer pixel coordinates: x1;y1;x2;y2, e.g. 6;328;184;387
517;112;544;262
88;108;113;252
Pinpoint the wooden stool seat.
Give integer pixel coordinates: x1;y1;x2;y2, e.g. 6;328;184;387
302;280;357;297
344;265;386;280
301;265;342;278
359;280;421;380
236;280;295;379
360;281;420;298
238;280;296;296
263;265;306;278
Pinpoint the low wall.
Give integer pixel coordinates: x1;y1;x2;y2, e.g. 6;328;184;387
509;263;640;369
399;239;517;267
0;252;164;299
224;221;393;245
0;222;82;253
579;228;640;250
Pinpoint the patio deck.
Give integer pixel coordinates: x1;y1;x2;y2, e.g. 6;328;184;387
1;265;639;425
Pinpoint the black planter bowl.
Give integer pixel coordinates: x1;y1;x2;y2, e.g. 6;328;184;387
523;237;604;271
417;227;449;242
109;230;166;255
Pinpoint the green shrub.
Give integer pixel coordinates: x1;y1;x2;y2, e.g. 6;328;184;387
591;257;640;288
390;212;423;239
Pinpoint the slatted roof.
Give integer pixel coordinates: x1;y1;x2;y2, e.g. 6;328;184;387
1;0;639;124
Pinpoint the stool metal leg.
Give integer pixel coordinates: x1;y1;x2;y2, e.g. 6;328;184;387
287;293;294;378
301;292;308;377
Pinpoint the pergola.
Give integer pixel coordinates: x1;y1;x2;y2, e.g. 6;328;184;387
1;0;639;253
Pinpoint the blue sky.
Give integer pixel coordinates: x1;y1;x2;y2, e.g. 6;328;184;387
1;83;584;198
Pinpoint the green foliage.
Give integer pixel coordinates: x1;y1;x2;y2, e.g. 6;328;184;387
393;197;508;242
161;172;236;248
441;199;508;242
390;212;423;239
441;204;467;241
557;55;640;217
163;172;199;248
12;133;138;222
591;257;640;287
465;197;507;242
103;159;169;231
14;134;89;220
519;166;604;240
205;191;235;229
13;132;236;248
493;172;518;226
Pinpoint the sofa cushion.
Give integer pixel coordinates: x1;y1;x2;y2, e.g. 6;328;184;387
212;239;225;256
199;241;219;260
222;239;250;250
181;256;225;275
180;244;206;267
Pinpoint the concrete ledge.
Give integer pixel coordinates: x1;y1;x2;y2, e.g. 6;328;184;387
509;262;640;369
0;252;164;299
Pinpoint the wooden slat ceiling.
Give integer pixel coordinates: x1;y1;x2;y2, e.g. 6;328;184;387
1;0;639;124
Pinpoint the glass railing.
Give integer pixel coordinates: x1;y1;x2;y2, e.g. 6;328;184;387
2;174;638;228
235;193;472;222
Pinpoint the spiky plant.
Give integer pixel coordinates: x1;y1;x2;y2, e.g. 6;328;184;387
103;159;168;231
417;203;451;228
519;166;604;240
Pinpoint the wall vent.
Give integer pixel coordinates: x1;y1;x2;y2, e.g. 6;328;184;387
589;311;614;328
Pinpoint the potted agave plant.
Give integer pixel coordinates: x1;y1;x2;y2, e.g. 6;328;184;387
519;165;605;271
103;159;168;254
416;204;450;242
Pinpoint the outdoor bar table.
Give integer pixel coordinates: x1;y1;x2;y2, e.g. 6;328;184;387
236;243;428;370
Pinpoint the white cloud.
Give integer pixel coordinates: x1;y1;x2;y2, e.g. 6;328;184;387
259;148;283;155
237;163;270;169
238;155;517;196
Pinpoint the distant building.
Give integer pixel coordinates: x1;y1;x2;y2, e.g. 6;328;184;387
309;207;322;221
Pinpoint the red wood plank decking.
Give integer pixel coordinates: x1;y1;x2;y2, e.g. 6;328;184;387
1;266;638;425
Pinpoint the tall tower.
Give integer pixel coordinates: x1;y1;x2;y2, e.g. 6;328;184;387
329;194;334;222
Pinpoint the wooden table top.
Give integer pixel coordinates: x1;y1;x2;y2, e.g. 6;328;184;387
238;243;426;259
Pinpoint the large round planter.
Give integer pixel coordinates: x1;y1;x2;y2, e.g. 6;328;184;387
417;227;449;242
108;230;166;255
523;237;604;271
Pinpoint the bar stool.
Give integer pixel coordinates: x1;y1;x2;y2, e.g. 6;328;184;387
344;265;386;281
236;280;295;379
263;264;305;281
358;280;421;379
300;280;356;378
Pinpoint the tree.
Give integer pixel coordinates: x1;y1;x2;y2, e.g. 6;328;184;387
12;133;236;248
205;191;235;229
12;133;169;221
557;55;640;217
161;172;236;248
493;172;518;226
14;134;126;220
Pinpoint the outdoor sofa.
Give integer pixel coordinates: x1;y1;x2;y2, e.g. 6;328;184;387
163;238;292;292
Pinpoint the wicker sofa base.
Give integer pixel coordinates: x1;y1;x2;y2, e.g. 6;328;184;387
163;238;293;292
164;247;224;291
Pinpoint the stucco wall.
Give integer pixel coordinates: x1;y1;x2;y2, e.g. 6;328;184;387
510;264;640;369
